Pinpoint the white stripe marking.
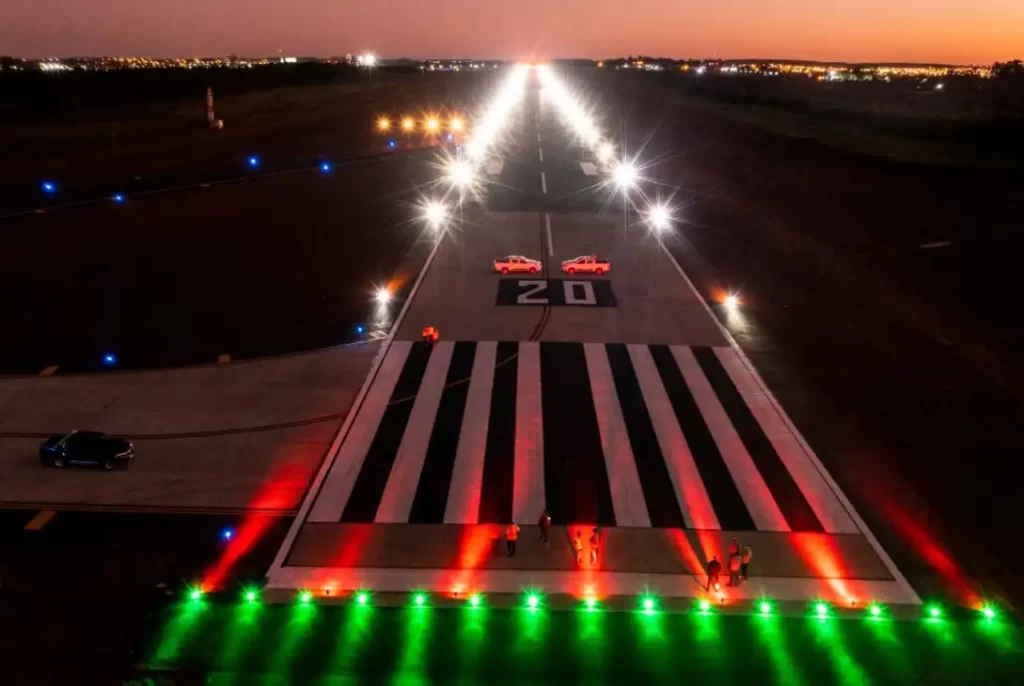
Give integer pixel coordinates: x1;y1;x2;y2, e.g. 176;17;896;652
715;347;858;534
307;341;413;522
513;342;545;522
584;343;651;527
375;342;455;522
444;342;498;523
628;344;720;530
538;148;544;162
671;346;789;531
580;162;599;176
540;171;547;195
544;213;554;257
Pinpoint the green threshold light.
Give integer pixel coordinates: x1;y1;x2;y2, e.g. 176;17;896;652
927;604;942;619
245;589;259;603
868;603;883;618
468;593;482;608
815;602;830;618
981;605;996;620
413;592;427;607
697;599;712;613
758;600;773;615
641;596;656;613
355;591;371;606
189;588;203;602
299;590;314;604
526;593;541;609
584;596;598;610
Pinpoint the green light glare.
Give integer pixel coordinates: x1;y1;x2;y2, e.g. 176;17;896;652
468;593;483;608
576;599;607;676
981;605;996;620
189;588;203;602
457;594;488;674
268;597;319;676
149;600;209;667
868;603;883;618
413;591;427;607
584;596;598;610
526;592;541;610
864;606;913;680
759;600;773;615
393;599;433;682
218;595;264;670
815;602;830;618
697;599;712;613
331;603;375;671
513;597;549;660
641;596;656;613
691;606;723;671
810;613;870;686
356;590;371;606
753;612;806;686
927;604;942;619
299;590;313;604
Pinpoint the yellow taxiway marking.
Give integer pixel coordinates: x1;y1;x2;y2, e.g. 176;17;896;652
24;510;57;531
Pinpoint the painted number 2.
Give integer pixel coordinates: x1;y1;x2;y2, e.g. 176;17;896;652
515;280;596;305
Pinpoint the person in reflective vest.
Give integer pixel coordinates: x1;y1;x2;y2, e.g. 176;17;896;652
505;522;520;557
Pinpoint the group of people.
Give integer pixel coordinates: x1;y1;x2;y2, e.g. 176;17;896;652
705;538;753;591
503;510;601;566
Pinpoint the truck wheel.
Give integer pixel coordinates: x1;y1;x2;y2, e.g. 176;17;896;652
595;268;603;275
501;267;509;275
568;268;575;275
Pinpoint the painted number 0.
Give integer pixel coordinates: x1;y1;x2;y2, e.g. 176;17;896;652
563;280;596;305
516;280;548;304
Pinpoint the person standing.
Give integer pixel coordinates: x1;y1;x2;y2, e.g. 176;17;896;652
538;509;551;544
505;521;520;557
728;537;740;558
706;556;722;591
589;528;601;566
728;549;742;586
741;544;753;581
573;531;584;566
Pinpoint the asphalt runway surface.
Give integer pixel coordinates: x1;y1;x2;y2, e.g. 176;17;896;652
1;67;1022;682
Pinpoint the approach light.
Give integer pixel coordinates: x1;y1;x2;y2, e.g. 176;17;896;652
447;160;474;188
378;117;391;132
449;117;463;132
612;161;638;189
401;117;415;132
375;287;392;305
422;200;447;228
647;204;672;232
425;117;440;133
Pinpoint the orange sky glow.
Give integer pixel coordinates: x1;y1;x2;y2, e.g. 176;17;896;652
3;0;1022;64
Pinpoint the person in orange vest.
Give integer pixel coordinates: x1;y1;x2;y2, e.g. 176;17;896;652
728;549;742;586
728;537;740;558
505;521;520;557
573;530;584;566
589;528;601;566
538;509;551;544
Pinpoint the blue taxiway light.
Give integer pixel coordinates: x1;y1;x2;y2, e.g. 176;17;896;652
41;181;57;194
320;162;333;172
112;193;125;203
356;325;366;334
222;528;234;541
387;140;396;149
102;353;118;366
247;156;260;168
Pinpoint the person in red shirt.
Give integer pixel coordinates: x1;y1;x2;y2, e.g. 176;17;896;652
505;522;520;557
538;509;551;544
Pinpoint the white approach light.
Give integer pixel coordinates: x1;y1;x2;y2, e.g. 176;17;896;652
448;160;474;188
612;161;638;189
724;294;740;309
423;200;447;228
648;204;672;232
375;287;392;305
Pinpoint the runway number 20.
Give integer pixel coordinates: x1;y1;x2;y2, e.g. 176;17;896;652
516;280;595;305
497;278;617;307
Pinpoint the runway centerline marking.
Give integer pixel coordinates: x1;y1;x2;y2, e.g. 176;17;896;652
540;171;547;195
544;214;554;257
538;148;544;163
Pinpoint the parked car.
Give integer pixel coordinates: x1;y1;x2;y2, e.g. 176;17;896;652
561;255;610;275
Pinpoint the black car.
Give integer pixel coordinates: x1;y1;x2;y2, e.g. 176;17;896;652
40;430;134;470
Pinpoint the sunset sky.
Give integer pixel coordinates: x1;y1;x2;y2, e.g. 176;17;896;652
3;0;1022;65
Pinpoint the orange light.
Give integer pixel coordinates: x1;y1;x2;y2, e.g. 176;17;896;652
401;117;415;132
425;117;440;133
449;117;463;132
377;117;390;132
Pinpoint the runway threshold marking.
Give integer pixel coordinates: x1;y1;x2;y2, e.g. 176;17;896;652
39;366;59;376
24;510;56;531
